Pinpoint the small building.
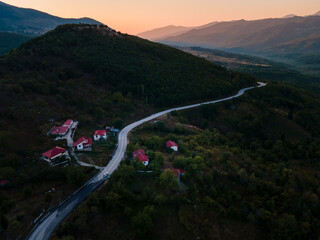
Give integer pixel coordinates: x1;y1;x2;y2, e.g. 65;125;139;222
165;169;185;182
73;136;92;151
50;126;69;136
41;147;69;166
166;141;178;151
132;150;149;166
0;180;9;187
50;119;73;136
172;169;185;177
94;130;107;141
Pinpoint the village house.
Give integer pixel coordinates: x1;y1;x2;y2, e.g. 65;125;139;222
165;168;185;182
172;169;185;177
166;141;179;151
41;146;69;166
94;130;107;141
132;150;149;166
73;136;92;151
50;119;74;136
0;179;9;187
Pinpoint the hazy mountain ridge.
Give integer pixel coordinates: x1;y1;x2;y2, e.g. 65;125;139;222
137;25;194;41
161;16;320;51
138;22;218;40
0;1;101;35
155;15;320;74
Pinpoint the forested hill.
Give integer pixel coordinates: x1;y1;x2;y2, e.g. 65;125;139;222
0;24;256;158
0;24;256;107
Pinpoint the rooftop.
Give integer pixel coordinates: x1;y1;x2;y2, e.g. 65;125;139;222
42;146;67;159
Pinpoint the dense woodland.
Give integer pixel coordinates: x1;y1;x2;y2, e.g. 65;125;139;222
0;32;32;56
54;83;320;240
0;24;257;238
0;23;319;240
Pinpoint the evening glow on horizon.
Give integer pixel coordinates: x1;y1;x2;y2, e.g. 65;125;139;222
2;0;320;34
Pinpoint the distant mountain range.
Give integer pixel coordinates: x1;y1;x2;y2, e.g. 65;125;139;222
0;1;102;55
140;11;320;74
137;22;218;41
0;1;101;35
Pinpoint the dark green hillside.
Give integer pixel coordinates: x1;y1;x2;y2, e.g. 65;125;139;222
0;24;256;237
55;83;320;240
179;46;320;92
0;24;256;158
57;83;320;240
0;32;32;56
1;24;255;107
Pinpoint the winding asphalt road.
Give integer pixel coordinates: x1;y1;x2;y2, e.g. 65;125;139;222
27;82;266;240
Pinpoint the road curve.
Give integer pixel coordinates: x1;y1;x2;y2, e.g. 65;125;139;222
27;82;266;240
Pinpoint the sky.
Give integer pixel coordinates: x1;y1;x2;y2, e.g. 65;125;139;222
3;0;320;34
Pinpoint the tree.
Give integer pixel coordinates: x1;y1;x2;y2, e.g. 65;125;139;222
131;206;154;238
158;170;178;191
145;136;163;150
45;193;52;203
113;164;135;183
0;167;15;179
66;167;86;188
23;187;32;199
112;118;123;129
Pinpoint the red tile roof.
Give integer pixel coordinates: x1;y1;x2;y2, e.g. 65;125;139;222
135;154;149;162
51;126;69;134
63;119;73;126
94;130;106;136
0;180;9;186
132;150;149;162
133;150;146;157
166;141;178;148
73;136;92;147
42;147;67;159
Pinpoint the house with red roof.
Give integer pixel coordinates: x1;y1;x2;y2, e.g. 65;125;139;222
73;136;92;151
50;126;69;135
165;169;185;182
166;141;178;151
94;130;107;141
0;180;9;187
41;146;69;166
132;150;149;166
50;119;74;136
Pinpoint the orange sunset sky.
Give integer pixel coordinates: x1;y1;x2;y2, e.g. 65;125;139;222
3;0;320;34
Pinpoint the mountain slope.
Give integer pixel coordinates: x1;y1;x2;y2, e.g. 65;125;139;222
159;16;320;75
0;24;256;155
161;16;320;53
0;1;101;35
179;46;320;91
138;22;218;41
137;25;194;41
0;24;257;237
0;32;32;55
